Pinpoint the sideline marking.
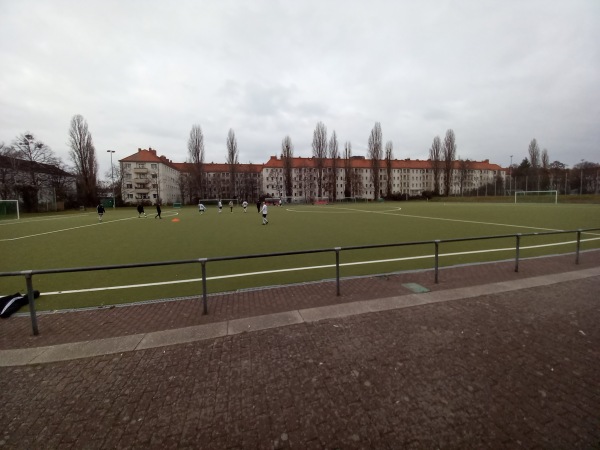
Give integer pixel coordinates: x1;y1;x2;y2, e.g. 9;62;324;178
39;237;600;297
0;212;179;242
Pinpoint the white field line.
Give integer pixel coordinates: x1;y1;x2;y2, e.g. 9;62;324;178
288;208;564;231
0;212;179;242
0;213;94;226
39;237;600;296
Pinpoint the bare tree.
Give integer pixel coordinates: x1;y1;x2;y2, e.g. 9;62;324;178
528;138;540;190
68;115;98;206
384;141;393;197
457;158;470;195
312;121;327;198
281;136;294;202
0;143;19;199
226;129;239;198
328;130;339;201
442;129;457;196
367;122;383;200
343;142;353;198
549;160;567;193
429;136;442;195
13;132;60;210
187;124;205;200
540;147;550;190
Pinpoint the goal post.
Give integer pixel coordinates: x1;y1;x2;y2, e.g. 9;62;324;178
514;190;558;204
0;200;20;220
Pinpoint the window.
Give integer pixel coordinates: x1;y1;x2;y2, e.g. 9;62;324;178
151;164;157;169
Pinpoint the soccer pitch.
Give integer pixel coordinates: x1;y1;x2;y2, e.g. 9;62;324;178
1;201;599;311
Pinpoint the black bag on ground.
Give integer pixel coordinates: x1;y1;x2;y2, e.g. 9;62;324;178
0;291;41;318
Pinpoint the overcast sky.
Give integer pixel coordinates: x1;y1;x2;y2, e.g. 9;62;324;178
1;0;598;178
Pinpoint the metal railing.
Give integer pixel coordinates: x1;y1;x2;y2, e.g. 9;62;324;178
1;228;598;336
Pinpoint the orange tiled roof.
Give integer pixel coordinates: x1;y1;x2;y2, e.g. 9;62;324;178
120;150;506;172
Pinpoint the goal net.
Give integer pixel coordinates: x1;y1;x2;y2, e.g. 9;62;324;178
312;196;330;205
0;200;20;220
264;197;282;205
514;190;558;204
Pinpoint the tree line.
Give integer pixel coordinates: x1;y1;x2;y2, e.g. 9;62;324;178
3;117;598;212
509;139;599;194
0;115;99;211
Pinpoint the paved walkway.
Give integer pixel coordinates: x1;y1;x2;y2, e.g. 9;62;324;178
0;252;599;448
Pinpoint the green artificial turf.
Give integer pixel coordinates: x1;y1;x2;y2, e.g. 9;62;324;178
1;201;599;310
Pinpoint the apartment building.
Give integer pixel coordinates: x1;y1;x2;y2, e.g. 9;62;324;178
119;148;506;205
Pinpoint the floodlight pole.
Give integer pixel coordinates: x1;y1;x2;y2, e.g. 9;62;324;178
107;150;116;208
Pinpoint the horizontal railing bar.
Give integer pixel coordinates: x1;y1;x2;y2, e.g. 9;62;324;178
3;226;599;337
0;228;600;277
1;227;598;279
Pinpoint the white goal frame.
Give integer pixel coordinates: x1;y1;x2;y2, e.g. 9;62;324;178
514;190;558;204
0;200;20;220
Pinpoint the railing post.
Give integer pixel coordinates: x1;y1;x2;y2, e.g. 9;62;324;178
515;234;521;273
576;229;581;265
434;240;440;284
334;247;341;296
200;259;208;315
24;271;39;336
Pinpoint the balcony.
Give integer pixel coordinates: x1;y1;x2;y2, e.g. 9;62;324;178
134;187;149;194
133;167;148;174
133;178;150;184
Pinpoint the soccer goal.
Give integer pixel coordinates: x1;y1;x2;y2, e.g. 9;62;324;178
312;196;330;205
264;197;282;206
514;190;558;204
0;200;20;220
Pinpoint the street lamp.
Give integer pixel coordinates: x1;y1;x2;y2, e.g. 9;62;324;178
107;150;115;208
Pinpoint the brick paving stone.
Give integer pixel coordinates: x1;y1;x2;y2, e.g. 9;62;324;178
0;253;599;448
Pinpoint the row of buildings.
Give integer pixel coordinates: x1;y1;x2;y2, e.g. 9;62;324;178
120;148;507;205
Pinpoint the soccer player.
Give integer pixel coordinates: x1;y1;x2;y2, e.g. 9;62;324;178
261;202;268;225
198;202;206;214
218;200;222;213
242;200;248;213
229;200;234;212
137;204;147;218
97;203;105;222
155;203;162;219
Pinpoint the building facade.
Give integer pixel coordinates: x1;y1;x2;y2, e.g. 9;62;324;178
119;148;506;205
0;154;76;211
